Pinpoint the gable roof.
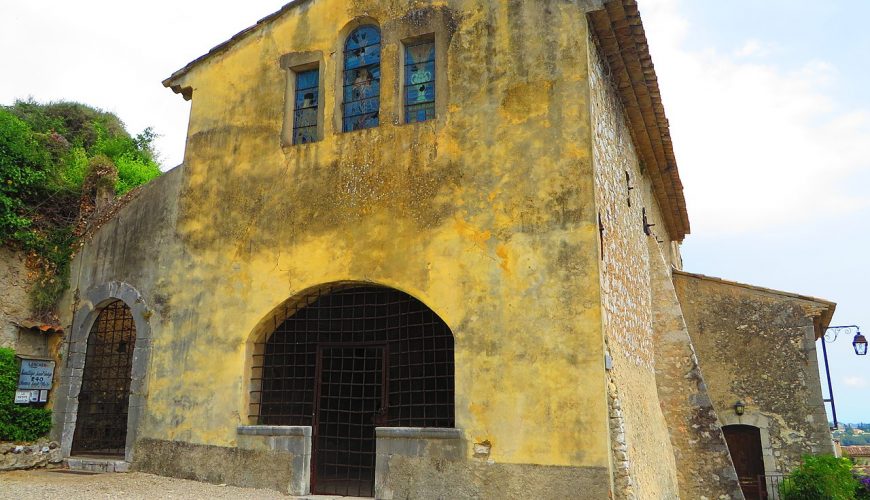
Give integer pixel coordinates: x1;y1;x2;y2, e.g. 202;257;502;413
163;0;309;98
673;269;837;337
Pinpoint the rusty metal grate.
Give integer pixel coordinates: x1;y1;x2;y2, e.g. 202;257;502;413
252;286;454;496
71;300;136;456
314;345;385;496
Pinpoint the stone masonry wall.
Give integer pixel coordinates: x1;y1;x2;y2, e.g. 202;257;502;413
648;245;742;499
674;272;835;474
589;34;679;499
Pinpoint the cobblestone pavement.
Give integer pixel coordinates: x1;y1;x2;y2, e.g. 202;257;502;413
0;469;295;499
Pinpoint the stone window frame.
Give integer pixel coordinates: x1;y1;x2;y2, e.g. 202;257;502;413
384;10;451;126
280;51;325;147
54;281;153;463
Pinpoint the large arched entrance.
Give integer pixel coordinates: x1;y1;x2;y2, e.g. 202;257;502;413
71;300;137;456
253;286;455;497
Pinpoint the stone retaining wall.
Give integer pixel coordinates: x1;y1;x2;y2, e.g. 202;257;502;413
0;440;62;471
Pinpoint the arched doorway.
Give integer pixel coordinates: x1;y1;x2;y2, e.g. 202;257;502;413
71;300;137;456
253;286;455;497
723;424;766;499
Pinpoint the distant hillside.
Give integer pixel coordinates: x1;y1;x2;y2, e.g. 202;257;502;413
0;99;161;318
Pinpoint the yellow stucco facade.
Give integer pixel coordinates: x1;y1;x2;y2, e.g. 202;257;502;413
160;0;607;467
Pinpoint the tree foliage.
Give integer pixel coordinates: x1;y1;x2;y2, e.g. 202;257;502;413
0;99;161;316
780;455;863;500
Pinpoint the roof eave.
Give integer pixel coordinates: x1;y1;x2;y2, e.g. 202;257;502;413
162;0;310;95
588;0;691;241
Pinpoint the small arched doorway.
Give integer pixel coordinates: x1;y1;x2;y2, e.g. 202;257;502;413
723;424;766;499
71;300;137;456
253;286;455;497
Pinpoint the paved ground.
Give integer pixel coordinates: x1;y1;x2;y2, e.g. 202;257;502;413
0;469;293;499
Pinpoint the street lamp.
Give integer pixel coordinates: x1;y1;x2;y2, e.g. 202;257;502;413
853;330;868;356
820;325;864;430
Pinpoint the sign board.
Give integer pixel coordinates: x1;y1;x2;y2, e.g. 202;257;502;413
14;391;30;404
17;359;55;390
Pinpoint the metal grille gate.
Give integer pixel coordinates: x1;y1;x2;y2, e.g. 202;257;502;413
71;300;136;456
253;286;455;497
315;345;385;496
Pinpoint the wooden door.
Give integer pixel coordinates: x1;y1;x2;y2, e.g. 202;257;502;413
723;425;766;500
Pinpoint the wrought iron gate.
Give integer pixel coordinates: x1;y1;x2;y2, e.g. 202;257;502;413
71;300;136;456
254;285;455;496
313;345;386;496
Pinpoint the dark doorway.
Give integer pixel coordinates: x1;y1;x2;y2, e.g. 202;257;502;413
723;424;766;500
314;345;385;496
254;286;455;496
71;300;136;456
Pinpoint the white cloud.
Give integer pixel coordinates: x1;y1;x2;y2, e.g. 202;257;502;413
641;0;870;235
733;39;774;58
843;376;868;389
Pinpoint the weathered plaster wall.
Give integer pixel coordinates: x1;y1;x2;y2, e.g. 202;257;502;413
60;0;613;490
589;36;680;499
674;272;835;473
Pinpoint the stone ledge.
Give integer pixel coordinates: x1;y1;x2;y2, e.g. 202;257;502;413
375;427;462;440
237;425;311;437
66;456;129;473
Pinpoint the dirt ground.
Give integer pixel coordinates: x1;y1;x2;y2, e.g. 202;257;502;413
0;469;295;499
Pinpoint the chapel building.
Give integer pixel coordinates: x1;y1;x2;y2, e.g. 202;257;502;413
48;1;835;498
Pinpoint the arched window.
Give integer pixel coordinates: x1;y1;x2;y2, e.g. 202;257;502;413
252;285;454;497
342;26;381;132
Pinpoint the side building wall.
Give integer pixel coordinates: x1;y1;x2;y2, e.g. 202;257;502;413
674;271;835;474
589;33;679;500
590;34;742;500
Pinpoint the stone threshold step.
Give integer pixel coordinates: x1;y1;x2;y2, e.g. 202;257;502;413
65;456;130;473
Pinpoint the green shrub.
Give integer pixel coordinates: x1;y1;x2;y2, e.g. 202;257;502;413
780;454;861;500
0;109;47;241
1;99;161;315
115;153;160;195
0;348;52;442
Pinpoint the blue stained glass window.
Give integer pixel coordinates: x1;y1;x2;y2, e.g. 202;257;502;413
293;68;319;144
342;26;381;132
404;39;435;123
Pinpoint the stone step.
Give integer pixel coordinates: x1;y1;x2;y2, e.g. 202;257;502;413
65;456;130;473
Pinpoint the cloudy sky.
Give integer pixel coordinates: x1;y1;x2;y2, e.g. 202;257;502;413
1;1;867;422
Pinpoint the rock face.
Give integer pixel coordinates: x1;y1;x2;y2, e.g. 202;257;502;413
0;247;34;351
0;440;63;471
